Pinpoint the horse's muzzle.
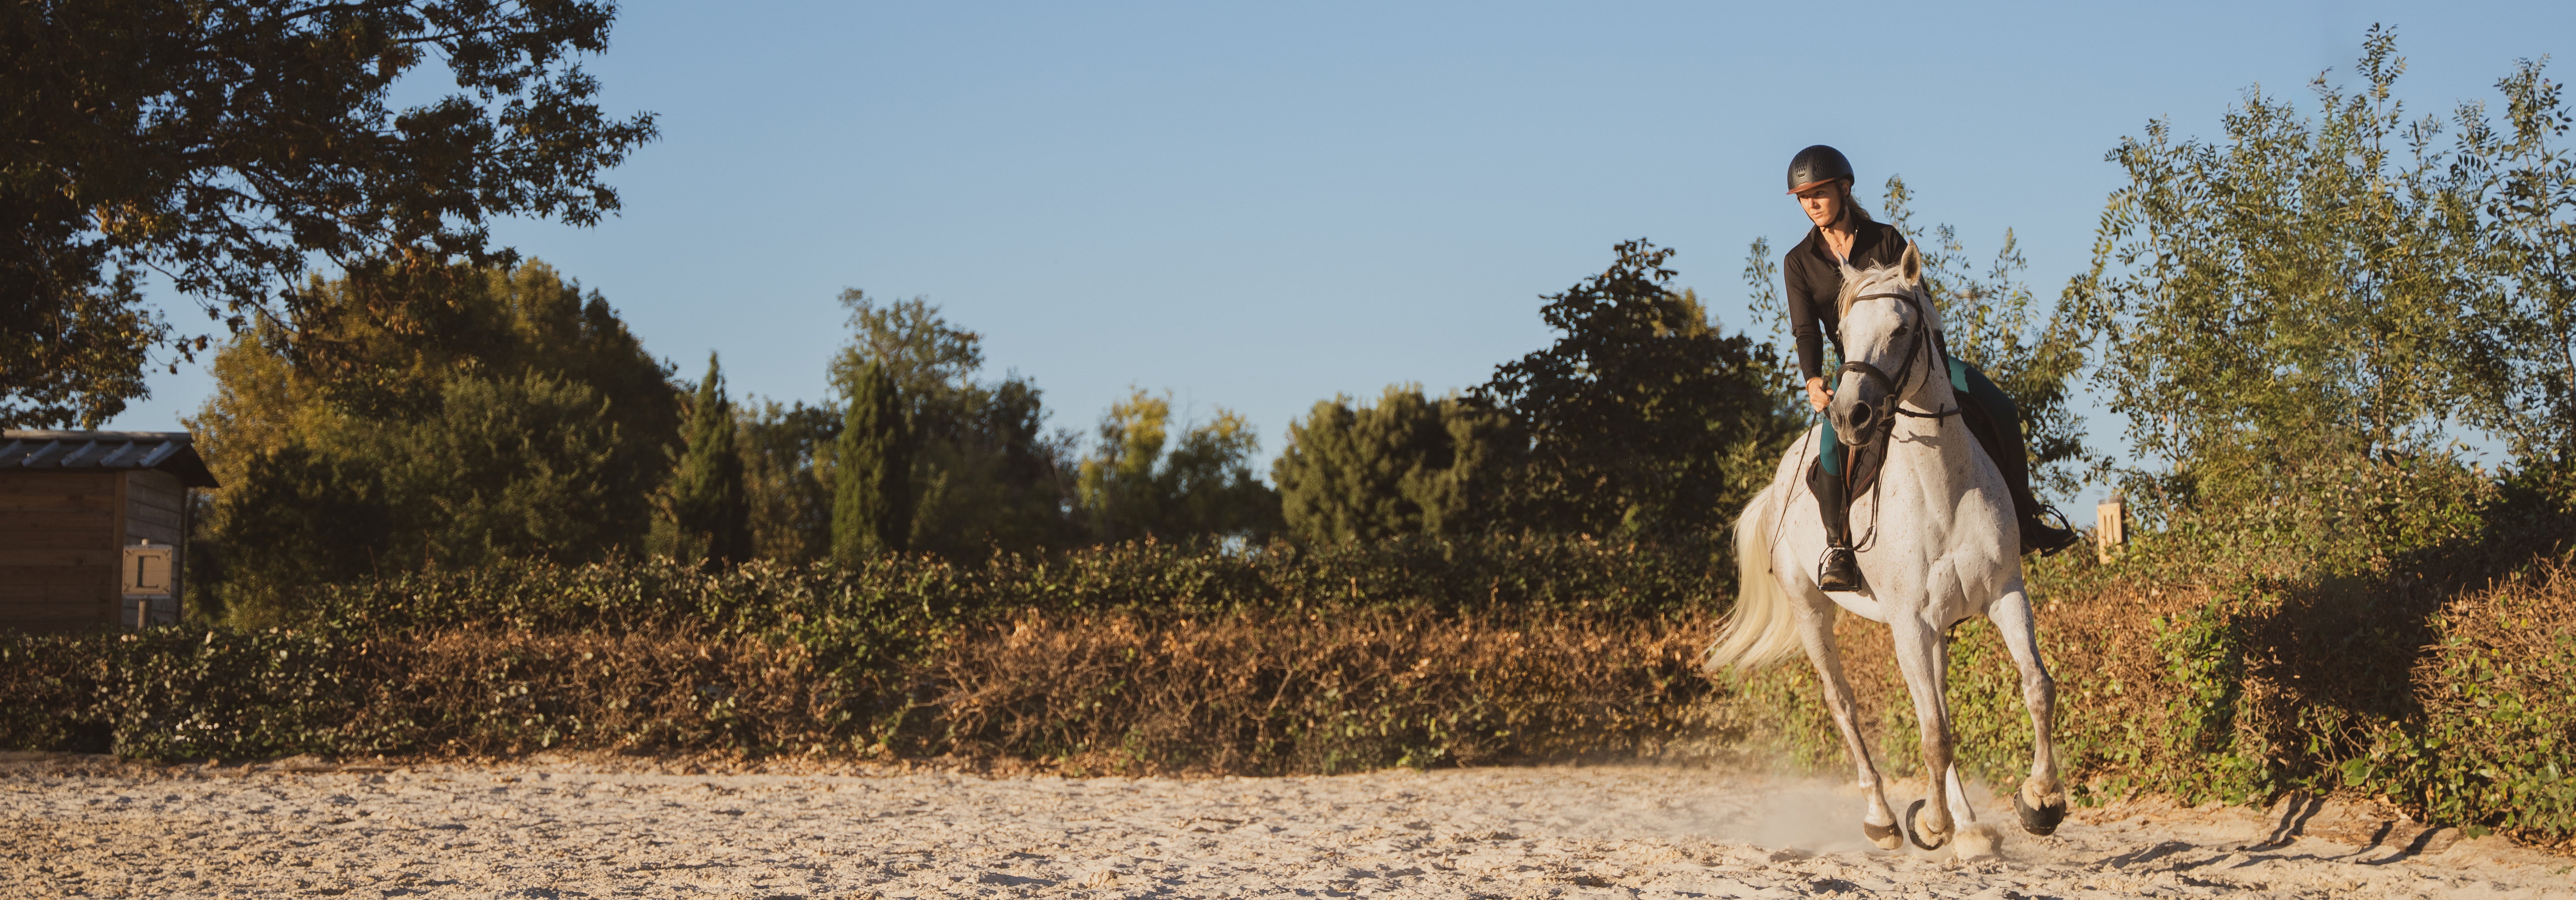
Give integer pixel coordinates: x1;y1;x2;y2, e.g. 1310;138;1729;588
1844;399;1878;435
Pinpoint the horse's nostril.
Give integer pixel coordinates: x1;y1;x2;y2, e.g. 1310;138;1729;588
1849;401;1874;428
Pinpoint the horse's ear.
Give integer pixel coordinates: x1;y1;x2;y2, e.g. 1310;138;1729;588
1899;241;1923;286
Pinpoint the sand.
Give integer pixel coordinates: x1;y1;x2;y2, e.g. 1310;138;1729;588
3;753;2569;899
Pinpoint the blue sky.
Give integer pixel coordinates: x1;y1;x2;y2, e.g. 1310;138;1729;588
106;0;2575;511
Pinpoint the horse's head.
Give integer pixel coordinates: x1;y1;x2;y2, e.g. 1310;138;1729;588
1829;241;1943;447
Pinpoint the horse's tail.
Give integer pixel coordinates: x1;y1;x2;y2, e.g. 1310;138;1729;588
1705;478;1803;674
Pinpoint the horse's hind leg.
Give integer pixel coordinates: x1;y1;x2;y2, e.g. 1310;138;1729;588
1987;587;2066;835
1791;592;1901;850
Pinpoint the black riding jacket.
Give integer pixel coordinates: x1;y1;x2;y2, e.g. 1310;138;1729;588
1784;218;1912;382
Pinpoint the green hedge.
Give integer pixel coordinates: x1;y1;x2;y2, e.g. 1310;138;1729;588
0;535;1728;765
8;530;2575;845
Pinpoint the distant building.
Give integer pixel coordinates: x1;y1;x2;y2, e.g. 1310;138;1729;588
0;431;220;632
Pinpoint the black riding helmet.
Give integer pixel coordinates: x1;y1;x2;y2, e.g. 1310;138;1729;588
1786;144;1854;194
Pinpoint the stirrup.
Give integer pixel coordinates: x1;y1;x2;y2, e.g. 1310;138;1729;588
1817;546;1865;592
2024;505;2082;557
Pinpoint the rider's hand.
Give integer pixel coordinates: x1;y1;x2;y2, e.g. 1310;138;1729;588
1805;377;1831;413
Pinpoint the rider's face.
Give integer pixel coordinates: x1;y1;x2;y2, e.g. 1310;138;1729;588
1796;182;1844;230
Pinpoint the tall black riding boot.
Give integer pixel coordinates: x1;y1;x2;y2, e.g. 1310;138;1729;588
1954;383;2083;558
1812;462;1865;592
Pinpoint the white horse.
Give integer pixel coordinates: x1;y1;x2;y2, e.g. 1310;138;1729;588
1706;242;2065;858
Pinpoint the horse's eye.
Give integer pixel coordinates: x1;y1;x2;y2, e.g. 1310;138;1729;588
1893;324;1911;336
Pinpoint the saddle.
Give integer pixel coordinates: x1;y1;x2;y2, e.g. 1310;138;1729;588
1806;435;1889;512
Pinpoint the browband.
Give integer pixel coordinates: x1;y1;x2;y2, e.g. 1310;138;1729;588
1837;289;1917;321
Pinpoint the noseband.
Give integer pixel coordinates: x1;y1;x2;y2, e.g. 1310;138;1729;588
1835;289;1958;444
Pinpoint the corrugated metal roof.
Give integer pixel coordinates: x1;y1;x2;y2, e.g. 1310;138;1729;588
0;431;219;488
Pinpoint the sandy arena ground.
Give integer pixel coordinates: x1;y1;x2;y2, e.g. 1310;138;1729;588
3;753;2570;899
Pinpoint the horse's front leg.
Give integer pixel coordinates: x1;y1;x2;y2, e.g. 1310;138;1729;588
1887;614;1957;849
1988;587;2067;835
1791;593;1901;849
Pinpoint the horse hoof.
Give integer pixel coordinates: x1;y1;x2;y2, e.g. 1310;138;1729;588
1904;799;1950;851
1862;819;1902;850
2013;788;2067;836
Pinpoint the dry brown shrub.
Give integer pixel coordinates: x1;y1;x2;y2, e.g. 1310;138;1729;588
349;628;855;756
936;610;1724;774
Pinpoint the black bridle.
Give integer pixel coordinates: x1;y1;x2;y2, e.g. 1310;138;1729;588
1828;286;1959;554
1834;288;1959;446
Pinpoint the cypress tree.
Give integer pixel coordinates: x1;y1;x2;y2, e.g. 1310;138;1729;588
651;352;751;567
833;359;911;562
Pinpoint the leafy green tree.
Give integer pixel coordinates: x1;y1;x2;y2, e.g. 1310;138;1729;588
2067;29;2496;565
195;442;390;624
1477;240;1799;538
392;370;643;566
189;261;676;621
2452;59;2576;475
3;0;657;427
1273;385;1516;544
737;399;841;564
194;261;677;487
209;368;644;623
833;359;912;561
1076;389;1282;543
0;270;164;428
828;291;1073;556
650;354;752;567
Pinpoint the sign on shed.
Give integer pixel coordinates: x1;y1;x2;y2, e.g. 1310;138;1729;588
0;431;219;632
123;541;174;596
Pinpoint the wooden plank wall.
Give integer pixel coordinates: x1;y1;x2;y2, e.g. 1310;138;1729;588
0;472;119;633
125;470;187;626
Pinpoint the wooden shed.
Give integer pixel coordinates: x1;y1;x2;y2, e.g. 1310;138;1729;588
0;431;219;633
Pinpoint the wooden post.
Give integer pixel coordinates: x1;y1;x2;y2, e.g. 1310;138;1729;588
2096;494;2127;564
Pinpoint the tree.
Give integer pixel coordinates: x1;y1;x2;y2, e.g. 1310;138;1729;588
1272;385;1515;544
737;399;841;564
650;353;752;568
833;359;911;562
1476;240;1800;539
189;260;676;621
391;370;644;566
3;0;657;427
1076;389;1282;543
0;270;164;428
193;261;677;489
198;442;390;624
828;290;1073;557
2068;28;2501;564
2453;58;2576;475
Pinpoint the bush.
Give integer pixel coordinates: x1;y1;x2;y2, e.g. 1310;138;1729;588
940;609;1720;774
11;530;2576;846
0;535;1729;766
2378;564;2576;842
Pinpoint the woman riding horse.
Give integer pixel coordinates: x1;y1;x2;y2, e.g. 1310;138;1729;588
1780;144;2080;591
